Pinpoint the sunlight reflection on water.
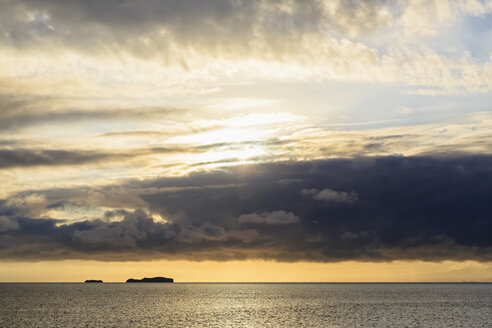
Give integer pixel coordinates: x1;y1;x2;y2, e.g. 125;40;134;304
1;283;491;327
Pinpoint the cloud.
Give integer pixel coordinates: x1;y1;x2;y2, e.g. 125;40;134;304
0;142;273;169
0;208;260;260
0;0;383;52
0;215;18;232
238;211;300;225
176;222;259;243
6;193;47;217
1;155;492;262
0;1;491;266
0;149;119;168
0;93;184;131
1;0;492;94
1;110;491;212
301;188;359;204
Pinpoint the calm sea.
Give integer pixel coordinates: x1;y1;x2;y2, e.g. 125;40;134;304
0;283;491;327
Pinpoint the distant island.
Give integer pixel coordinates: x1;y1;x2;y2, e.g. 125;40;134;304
126;277;174;283
85;280;103;283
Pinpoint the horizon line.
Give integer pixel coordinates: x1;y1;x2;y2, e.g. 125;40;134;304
1;281;491;284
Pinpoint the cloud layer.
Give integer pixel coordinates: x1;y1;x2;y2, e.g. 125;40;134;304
1;0;492;95
1;156;491;262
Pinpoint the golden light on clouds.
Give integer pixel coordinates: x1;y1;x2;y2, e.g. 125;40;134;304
1;0;492;282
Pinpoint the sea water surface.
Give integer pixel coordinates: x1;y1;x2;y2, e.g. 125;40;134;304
1;283;491;327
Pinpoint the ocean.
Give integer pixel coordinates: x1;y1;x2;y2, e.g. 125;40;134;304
1;283;491;327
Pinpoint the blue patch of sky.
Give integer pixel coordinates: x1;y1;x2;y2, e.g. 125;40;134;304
461;12;492;61
424;12;492;62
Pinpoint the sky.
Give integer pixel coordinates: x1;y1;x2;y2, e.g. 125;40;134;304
0;0;492;282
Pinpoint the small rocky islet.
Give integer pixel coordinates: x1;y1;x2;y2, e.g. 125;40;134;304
126;277;174;283
83;276;174;283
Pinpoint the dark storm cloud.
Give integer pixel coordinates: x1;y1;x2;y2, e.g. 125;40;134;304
0;208;260;261
238;211;300;225
1;155;492;262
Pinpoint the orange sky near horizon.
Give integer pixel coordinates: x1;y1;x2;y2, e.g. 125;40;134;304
1;260;491;283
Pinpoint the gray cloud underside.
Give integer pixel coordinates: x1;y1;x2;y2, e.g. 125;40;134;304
0;0;390;56
1;155;491;262
0;139;289;169
1;0;491;95
0;94;184;131
0;149;120;168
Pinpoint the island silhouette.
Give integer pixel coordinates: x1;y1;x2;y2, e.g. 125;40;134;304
85;280;103;283
126;277;174;283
